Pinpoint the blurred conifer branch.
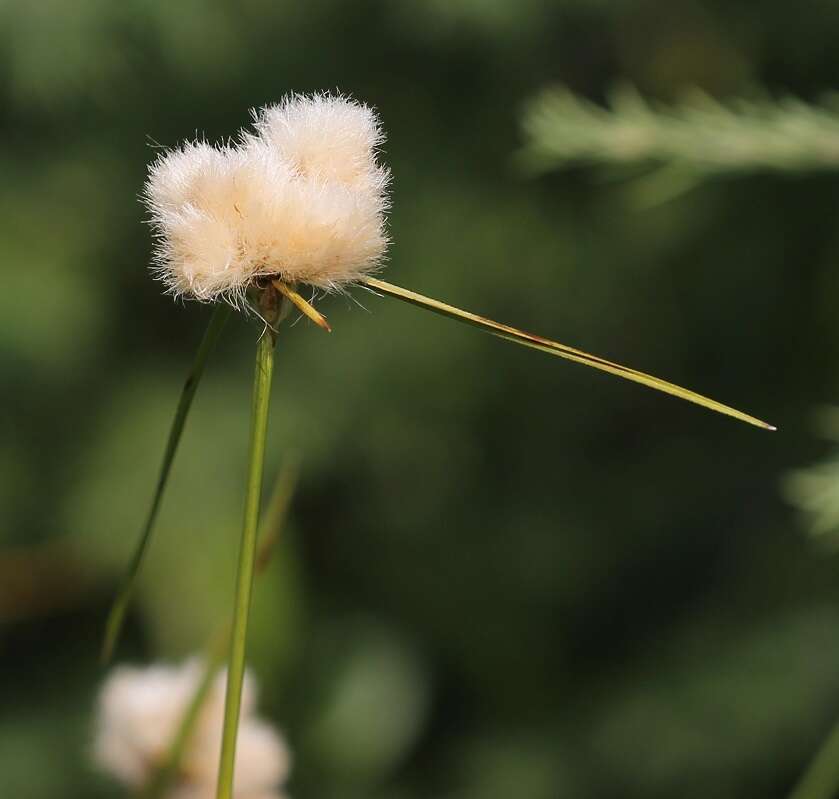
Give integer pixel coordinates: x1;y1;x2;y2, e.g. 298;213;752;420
520;85;839;180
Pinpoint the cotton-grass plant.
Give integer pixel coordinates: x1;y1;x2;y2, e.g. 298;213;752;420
104;92;773;799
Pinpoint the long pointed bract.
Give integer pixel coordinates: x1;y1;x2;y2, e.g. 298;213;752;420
102;304;232;663
362;277;774;430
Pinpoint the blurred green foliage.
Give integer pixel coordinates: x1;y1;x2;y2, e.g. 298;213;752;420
786;409;839;547
2;1;839;798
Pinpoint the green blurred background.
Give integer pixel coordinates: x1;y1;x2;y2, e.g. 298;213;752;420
3;1;839;797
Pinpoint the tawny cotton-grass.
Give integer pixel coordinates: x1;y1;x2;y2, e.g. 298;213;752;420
144;93;390;305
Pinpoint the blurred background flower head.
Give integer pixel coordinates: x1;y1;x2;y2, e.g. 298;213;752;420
93;659;290;799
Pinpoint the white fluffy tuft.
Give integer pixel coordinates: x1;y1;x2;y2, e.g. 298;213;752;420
252;93;387;190
93;659;291;799
144;93;390;304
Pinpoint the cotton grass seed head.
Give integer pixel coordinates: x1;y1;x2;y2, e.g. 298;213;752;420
144;92;390;305
93;659;290;799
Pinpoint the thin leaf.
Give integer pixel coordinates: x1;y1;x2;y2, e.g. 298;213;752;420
362;277;774;430
101;303;232;663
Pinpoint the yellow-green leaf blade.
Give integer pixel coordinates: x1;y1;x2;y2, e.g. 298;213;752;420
362;277;774;431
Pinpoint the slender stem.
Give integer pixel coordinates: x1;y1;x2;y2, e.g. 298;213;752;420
142;459;298;798
789;717;839;799
216;328;276;799
102;304;231;662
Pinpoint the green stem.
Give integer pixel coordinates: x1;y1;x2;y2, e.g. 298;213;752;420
789;717;839;799
216;328;276;799
102;304;231;663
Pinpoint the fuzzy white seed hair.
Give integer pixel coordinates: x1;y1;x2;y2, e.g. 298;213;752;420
144;93;390;304
252;93;387;191
93;659;291;799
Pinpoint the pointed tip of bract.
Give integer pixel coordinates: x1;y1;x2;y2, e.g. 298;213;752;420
736;414;776;431
743;414;776;431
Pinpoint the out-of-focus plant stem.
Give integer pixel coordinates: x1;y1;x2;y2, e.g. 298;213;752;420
142;626;229;799
789;717;839;799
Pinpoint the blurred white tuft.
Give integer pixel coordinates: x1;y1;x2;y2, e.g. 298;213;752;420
93;658;291;799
